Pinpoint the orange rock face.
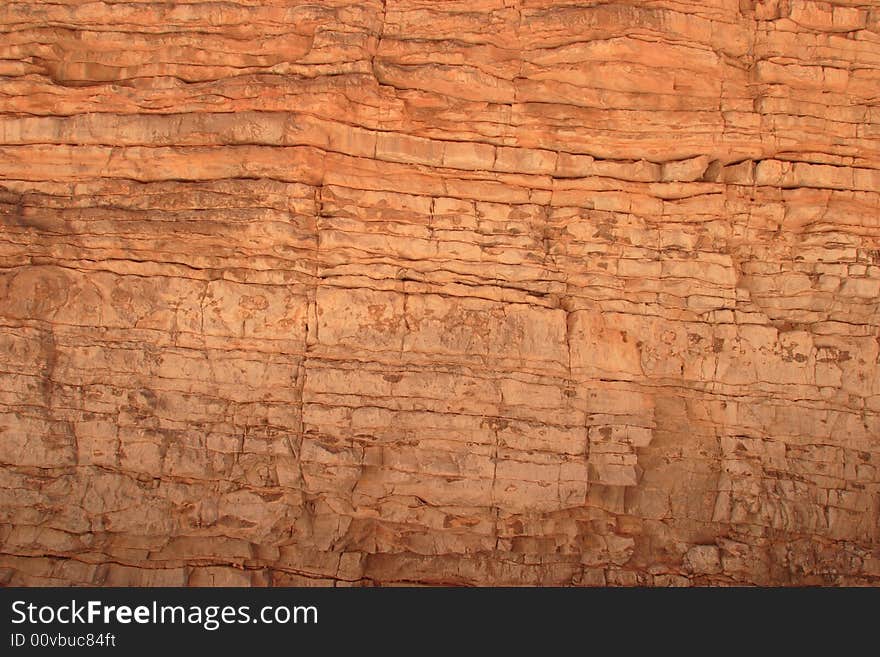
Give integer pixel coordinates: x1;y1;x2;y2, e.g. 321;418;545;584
1;1;878;586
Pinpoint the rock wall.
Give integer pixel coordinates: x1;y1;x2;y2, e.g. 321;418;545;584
1;0;878;586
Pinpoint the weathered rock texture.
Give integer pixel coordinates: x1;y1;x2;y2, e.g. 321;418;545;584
1;0;879;586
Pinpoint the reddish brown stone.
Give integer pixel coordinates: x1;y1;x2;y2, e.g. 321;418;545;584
0;0;878;586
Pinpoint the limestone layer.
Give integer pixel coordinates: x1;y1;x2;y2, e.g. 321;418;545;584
1;0;879;586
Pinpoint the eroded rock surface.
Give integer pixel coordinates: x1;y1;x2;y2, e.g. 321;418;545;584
1;0;878;586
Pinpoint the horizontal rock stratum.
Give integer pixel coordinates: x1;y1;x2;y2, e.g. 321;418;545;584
1;0;878;586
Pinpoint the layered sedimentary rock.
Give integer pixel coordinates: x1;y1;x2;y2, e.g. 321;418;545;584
0;0;878;586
